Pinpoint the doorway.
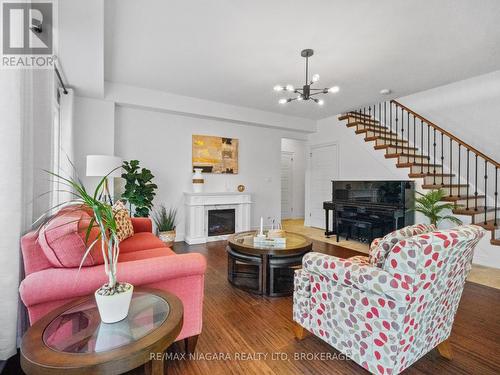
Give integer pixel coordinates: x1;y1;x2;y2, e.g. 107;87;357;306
308;143;338;229
281;139;306;221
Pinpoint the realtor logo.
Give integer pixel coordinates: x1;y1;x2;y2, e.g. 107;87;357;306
2;1;54;68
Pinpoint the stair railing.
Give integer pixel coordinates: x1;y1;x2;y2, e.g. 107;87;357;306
348;100;499;227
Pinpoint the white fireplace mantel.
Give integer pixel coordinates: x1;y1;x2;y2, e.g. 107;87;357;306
184;192;252;244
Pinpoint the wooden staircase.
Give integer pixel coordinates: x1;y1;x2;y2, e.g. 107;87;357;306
338;100;500;246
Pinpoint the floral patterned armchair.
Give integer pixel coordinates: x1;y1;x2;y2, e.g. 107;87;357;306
293;224;485;375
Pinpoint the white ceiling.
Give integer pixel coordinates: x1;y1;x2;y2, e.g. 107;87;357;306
104;0;500;120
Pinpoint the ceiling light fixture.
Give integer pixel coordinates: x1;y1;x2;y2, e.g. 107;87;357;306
380;88;391;95
274;49;339;106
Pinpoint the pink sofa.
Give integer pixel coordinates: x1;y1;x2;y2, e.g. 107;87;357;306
19;213;206;350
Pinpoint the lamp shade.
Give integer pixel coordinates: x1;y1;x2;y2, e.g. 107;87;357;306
86;155;122;177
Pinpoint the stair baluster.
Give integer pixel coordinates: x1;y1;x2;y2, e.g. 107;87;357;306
466;149;470;210
421;119;424;174
433;128;437;182
458;144;461;198
495;167;498;226
475;155;478;211
484;161;488;225
441;133;444;187
449;139;453;196
413;115;416;165
395;106;399;152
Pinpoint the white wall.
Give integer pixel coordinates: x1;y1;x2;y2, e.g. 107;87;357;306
281;138;306;219
73;96;115;190
399;70;500;162
114;105;307;240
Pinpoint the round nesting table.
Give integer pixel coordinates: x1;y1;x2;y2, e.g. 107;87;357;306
21;287;183;375
227;231;312;296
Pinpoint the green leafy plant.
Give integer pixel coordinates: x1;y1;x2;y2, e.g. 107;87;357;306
413;189;463;226
40;168;122;291
152;205;177;232
121;160;158;217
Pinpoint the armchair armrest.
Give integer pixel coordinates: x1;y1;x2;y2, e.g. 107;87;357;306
302;252;411;303
20;253;206;307
131;217;152;233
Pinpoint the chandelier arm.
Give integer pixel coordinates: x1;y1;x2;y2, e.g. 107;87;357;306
309;88;327;91
309;92;327;96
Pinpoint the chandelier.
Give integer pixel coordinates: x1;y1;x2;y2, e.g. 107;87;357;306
273;49;339;106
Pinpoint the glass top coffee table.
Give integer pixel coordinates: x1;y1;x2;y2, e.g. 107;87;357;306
227;231;312;296
21;287;183;375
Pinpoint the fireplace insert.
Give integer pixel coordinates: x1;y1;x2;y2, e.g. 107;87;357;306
207;209;236;236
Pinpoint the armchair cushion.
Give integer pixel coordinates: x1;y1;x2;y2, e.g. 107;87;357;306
302;252;412;303
369;223;437;267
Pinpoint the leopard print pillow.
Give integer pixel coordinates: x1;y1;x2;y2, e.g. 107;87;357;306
112;201;134;242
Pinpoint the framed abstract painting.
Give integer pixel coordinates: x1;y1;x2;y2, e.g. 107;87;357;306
192;135;239;174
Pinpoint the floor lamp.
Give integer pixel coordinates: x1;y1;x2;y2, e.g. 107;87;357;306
86;155;122;204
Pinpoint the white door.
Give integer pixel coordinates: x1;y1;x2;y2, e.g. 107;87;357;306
281;152;294;219
309;144;338;228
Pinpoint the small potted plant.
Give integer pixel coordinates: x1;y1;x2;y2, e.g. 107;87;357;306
46;169;133;323
152;205;177;246
413;189;463;227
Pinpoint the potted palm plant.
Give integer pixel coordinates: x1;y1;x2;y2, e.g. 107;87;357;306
152;205;177;246
45;169;133;323
413;189;463;227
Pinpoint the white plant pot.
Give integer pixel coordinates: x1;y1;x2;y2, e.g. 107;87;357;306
159;230;176;246
95;283;134;323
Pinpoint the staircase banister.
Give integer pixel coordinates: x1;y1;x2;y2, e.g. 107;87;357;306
391;99;500;168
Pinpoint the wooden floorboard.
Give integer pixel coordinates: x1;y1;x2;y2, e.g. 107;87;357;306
5;238;500;375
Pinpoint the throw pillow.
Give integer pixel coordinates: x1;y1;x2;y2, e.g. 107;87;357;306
113;201;134;242
369;223;437;268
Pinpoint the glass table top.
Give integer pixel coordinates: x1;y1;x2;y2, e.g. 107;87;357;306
229;230;311;251
43;292;170;354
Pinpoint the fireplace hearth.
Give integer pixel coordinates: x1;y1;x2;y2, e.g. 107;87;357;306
208;209;236;236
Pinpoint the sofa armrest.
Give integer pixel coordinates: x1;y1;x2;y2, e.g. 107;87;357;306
19;253;206;307
302;252;411;303
131;217;152;233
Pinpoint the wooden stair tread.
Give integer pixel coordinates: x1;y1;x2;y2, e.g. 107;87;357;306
365;136;408;142
476;218;499;228
385;153;428;159
339;113;373;121
422;183;469;189
357;129;396;136
491;238;500;246
453;207;499;215
374;145;418;151
397;162;442;168
408;172;455;178
347;123;386;129
442;195;485;202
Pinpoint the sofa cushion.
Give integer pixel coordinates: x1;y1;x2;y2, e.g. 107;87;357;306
370;223;437;268
38;209;105;268
118;232;166;254
119;247;175;262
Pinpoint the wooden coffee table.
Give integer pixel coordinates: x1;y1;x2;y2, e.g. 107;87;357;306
21;287;183;375
227;231;312;296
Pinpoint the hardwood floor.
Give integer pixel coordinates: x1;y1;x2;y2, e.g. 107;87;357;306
163;239;500;375
5;239;500;375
